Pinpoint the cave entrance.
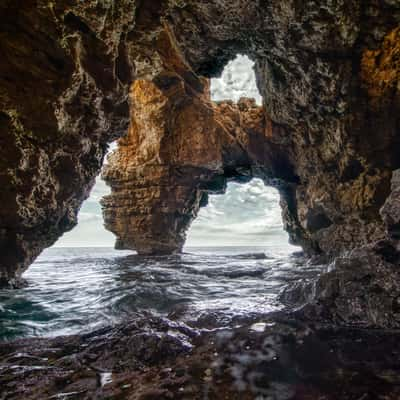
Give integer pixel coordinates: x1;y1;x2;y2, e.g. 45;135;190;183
185;55;292;253
53;55;288;251
52;142;118;248
185;178;293;253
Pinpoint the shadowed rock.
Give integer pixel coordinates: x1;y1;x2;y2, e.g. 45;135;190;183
0;1;400;306
2;312;400;399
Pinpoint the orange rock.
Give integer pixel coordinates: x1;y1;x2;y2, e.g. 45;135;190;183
101;28;283;254
361;26;400;105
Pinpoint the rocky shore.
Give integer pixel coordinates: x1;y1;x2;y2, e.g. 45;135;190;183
1;1;400;397
1;311;400;399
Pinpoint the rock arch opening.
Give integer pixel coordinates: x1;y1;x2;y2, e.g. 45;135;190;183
52;142;118;248
52;54;293;255
186;178;293;251
210;54;262;104
101;53;301;255
0;0;398;332
184;56;292;251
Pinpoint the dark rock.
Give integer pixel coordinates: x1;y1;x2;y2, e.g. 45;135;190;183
2;313;400;399
1;0;400;286
0;0;139;285
381;169;400;240
297;242;400;328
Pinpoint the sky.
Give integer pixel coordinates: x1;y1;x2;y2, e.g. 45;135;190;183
54;55;288;248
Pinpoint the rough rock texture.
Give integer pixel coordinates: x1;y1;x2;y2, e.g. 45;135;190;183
101;30;294;253
102;1;400;260
162;0;400;259
1;0;400;325
280;170;400;328
0;0;141;286
99;1;400;327
2;313;400;399
297;169;400;328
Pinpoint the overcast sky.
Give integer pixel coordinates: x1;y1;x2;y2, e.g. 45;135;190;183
55;56;288;248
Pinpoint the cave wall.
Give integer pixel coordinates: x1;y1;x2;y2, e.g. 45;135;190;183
104;0;400;257
1;0;400;291
0;0;142;286
0;0;182;286
166;0;400;256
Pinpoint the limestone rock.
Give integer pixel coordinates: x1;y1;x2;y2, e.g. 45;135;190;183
101;35;292;253
0;0;140;286
0;0;400;300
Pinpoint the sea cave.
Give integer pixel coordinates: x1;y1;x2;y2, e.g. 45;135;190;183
1;1;400;398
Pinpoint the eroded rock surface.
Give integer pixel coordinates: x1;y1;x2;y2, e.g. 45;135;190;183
0;0;142;286
2;313;400;399
101;30;294;254
99;1;400;328
101;1;400;261
0;0;400;336
2;3;400;397
296;169;400;328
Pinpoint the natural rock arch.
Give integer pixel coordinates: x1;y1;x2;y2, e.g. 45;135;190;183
184;178;288;248
100;87;299;254
0;0;400;290
100;54;295;254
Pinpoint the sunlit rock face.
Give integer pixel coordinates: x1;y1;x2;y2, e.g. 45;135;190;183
1;0;400;301
101;32;294;254
103;1;400;259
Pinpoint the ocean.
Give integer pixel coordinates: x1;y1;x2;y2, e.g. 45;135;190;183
0;246;323;341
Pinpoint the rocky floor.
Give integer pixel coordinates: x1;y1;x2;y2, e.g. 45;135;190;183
1;312;400;400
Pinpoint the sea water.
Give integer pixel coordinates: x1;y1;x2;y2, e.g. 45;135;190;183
0;246;323;341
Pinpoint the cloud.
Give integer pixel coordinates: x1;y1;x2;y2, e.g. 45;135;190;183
186;178;288;247
210;55;262;105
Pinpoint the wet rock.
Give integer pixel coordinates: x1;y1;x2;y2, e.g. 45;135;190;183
2;313;400;399
297;242;400;328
